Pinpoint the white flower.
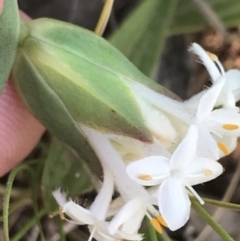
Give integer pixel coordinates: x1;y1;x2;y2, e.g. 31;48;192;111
186;43;240;156
109;197;167;236
126;125;223;231
133;43;240;157
186;77;240;157
139;75;240;158
189;42;240;109
53;167;139;241
80;125;169;236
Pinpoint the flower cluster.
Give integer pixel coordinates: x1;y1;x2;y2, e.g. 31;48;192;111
53;43;240;240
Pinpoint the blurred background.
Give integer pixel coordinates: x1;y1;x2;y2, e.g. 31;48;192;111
0;0;239;240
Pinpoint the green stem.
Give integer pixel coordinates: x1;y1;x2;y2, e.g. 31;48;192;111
147;219;159;241
190;196;240;211
11;209;46;241
0;198;32;222
59;218;66;241
31;168;46;241
191;199;235;241
204;198;240;211
94;0;114;36
3;164;34;241
147;218;170;241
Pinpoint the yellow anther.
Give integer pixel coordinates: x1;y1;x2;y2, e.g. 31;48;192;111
217;141;229;155
156;215;168;227
222;124;239;130
206;51;218;61
204;169;213;176
137;174;152;181
150;218;163;233
59;207;65;220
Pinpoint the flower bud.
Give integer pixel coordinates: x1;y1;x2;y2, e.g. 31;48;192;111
12;18;179;170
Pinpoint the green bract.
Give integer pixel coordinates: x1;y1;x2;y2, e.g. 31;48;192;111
0;0;19;93
12;18;177;173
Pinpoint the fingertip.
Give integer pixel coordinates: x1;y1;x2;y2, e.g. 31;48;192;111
0;81;45;177
0;0;3;15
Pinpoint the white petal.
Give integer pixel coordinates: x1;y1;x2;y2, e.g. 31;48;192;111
170;125;198;170
226;69;240;101
89;222;116;241
208;109;240;124
108;199;145;235
205;109;240;137
90;167;114;220
52;189;67;207
196;77;226;120
214;85;236;109
220;136;238;154
81;125;148;201
140;100;178;147
196;124;219;159
128;81;191;124
126;156;170;186
147;138;172;159
189;43;221;81
121;209;145;235
63;201;95;225
158;178;191;231
183;90;206;110
185;157;223;186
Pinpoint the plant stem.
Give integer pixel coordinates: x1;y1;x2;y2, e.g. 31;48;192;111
95;0;114;36
191;199;235;241
3;165;34;241
147;219;159;241
190;196;240;211
11;209;46;241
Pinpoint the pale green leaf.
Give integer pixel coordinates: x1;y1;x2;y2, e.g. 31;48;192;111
12;49;102;177
14;18;159;143
0;0;19;93
26;18;178;99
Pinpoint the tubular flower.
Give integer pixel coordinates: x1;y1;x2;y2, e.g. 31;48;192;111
109;197;167;236
126;125;223;231
49;42;239;238
80;125;169;237
132;43;240;157
186;44;240;155
189;42;240;109
141;75;240;158
188;77;240;157
53;167;140;241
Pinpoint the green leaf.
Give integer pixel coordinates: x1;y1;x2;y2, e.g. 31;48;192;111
41;138;93;213
171;0;240;34
109;0;179;78
3;164;34;241
13;18;179;176
26;18;170;94
14;18;158;142
13;47;102;177
0;0;19;93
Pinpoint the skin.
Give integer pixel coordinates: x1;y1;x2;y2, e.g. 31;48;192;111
0;1;45;176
